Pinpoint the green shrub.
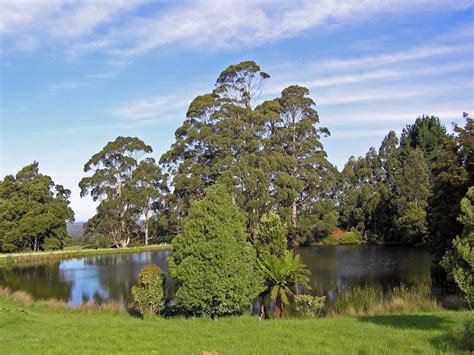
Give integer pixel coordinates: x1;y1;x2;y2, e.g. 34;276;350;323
320;230;362;245
295;295;326;318
255;212;287;258
459;318;474;351
321;236;338;245
63;236;74;247
131;264;165;316
43;237;62;251
167;184;263;317
82;234;109;249
339;230;362;245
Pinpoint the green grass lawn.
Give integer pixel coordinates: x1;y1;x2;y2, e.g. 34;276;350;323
0;297;471;354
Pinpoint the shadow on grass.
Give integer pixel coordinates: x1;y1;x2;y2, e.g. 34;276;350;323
125;306;143;319
429;332;462;353
358;314;450;331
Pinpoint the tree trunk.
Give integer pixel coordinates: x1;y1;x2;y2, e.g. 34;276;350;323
259;297;266;320
144;205;149;246
275;296;283;319
291;199;297;229
279;297;284;319
291;112;298;232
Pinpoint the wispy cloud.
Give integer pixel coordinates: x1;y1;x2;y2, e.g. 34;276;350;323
2;0;473;58
318;81;474;105
264;48;473;96
323;109;470;126
0;0;140;37
115;93;197;126
316;44;471;70
331;129;397;139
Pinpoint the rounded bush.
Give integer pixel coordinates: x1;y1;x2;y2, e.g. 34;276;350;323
131;264;165;316
295;294;326;318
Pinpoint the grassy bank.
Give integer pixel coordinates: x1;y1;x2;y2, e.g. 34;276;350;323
0;244;172;266
318;230;362;245
0;293;472;354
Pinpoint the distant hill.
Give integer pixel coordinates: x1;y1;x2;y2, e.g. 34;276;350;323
67;222;84;239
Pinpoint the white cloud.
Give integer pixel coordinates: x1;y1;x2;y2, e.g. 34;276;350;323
323;109;470;126
101;0;474;57
318;81;474;105
2;0;473;57
331;129;396;139
313;44;472;70
264;53;473;96
115;93;197;125
0;0;139;37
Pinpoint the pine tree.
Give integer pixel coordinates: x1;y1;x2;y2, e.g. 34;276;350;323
428;116;473;258
441;187;474;308
167;184;263;317
397;149;431;243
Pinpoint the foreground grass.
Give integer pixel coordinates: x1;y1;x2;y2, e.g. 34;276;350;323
0;244;172;266
0;296;472;354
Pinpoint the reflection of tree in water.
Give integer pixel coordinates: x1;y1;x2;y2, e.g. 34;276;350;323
1;247;430;307
81;251;175;304
0;262;72;301
297;245;433;297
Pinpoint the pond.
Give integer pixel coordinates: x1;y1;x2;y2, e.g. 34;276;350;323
0;245;433;307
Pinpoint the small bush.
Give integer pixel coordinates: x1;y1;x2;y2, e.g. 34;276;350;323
321;230;362;245
321;236;338;245
43;237;62;251
459;318;474;351
131;264;165;316
339;230;362;245
295;295;326;318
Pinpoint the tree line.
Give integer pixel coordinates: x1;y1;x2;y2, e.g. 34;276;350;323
0;61;472;303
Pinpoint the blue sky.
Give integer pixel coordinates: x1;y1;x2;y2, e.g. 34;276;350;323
1;0;473;221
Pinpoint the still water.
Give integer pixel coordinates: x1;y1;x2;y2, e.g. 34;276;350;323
0;245;433;306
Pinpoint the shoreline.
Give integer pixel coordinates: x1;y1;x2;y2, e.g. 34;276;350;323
0;244;173;266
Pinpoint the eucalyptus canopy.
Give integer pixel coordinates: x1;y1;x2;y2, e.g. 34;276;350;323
79;136;161;247
0;162;74;252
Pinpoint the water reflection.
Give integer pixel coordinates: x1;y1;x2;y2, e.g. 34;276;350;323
296;245;433;296
0;246;432;306
0;261;73;301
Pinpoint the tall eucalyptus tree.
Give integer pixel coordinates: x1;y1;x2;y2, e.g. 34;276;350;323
79;136;155;247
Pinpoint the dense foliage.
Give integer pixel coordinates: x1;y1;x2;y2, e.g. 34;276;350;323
254;212;287;258
131;264;165;316
428;115;473;258
79;137;164;248
294;294;326;318
167;184;263;317
0;162;74;252
259;251;311;318
160;61;336;245
1;61;472;314
441;187;474;308
338;115;473;250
